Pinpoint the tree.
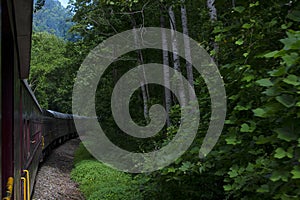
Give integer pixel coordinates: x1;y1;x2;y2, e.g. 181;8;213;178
207;0;218;62
33;0;74;39
160;6;172;127
29;32;73;112
130;14;150;122
168;5;187;106
180;0;194;100
66;0;300;199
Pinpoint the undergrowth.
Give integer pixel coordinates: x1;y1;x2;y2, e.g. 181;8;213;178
71;143;143;200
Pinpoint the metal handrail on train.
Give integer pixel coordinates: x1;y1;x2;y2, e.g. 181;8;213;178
19;170;30;200
21;177;27;200
2;177;14;200
23;170;30;200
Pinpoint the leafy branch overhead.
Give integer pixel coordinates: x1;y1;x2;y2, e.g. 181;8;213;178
32;0;300;199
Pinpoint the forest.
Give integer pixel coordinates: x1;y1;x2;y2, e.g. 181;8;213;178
30;0;300;199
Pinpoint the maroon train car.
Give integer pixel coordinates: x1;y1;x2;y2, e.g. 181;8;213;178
1;1;78;199
1;0;41;199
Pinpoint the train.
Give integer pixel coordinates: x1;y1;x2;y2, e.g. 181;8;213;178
1;0;79;199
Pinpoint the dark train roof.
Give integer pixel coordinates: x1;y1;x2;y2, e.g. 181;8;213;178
43;110;90;119
43;110;73;119
14;0;34;79
22;80;43;112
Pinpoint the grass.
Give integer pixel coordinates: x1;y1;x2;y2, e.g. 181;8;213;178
71;143;142;200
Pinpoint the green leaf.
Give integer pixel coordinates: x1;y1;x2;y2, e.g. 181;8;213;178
235;38;244;45
215;34;222;42
275;95;295;108
270;170;289;182
263;87;281;96
229;94;239;100
282;53;299;67
234;104;251;111
245;163;255;172
256;79;274;87
264;50;279;58
242;23;252;29
249;149;264;155
274;147;287;159
287;10;300;22
255;135;275;145
212;26;222;33
275;127;298;142
253;108;267;117
283;75;300;86
228;170;238;178
225;119;235;124
249;1;259;8
190;146;200;154
291;166;300;179
174;157;182;165
242;75;254;82
243;52;249;57
223;184;233;191
240;122;256;132
287;147;294;158
167;167;176;173
268;19;278;27
280;37;299;50
225;135;241;145
256;184;269;193
268;66;286;76
233;6;245;13
179;162;193;172
281;22;293;30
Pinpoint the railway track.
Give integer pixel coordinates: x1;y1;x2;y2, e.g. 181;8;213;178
32;138;85;200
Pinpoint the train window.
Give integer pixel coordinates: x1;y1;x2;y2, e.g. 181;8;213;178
23;118;42;163
23;119;30;160
26;120;30;159
29;121;40;156
22;119;25;163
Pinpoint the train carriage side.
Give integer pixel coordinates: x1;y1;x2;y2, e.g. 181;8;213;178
20;81;43;199
42;110;57;151
42;110;76;151
0;1;81;198
1;0;39;199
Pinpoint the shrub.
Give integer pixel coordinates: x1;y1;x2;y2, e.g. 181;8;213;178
71;143;142;200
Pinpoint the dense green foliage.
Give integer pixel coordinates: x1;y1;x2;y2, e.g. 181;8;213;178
30;0;80;112
71;143;143;200
33;0;74;39
68;0;300;199
29;32;75;112
31;0;300;199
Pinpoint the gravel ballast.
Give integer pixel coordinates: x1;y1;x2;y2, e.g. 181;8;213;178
32;138;85;200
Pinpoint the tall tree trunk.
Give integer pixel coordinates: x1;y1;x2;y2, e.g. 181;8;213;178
207;0;217;20
130;15;150;100
160;10;171;127
169;6;187;107
180;1;194;101
112;66;118;85
130;14;149;122
207;0;219;63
